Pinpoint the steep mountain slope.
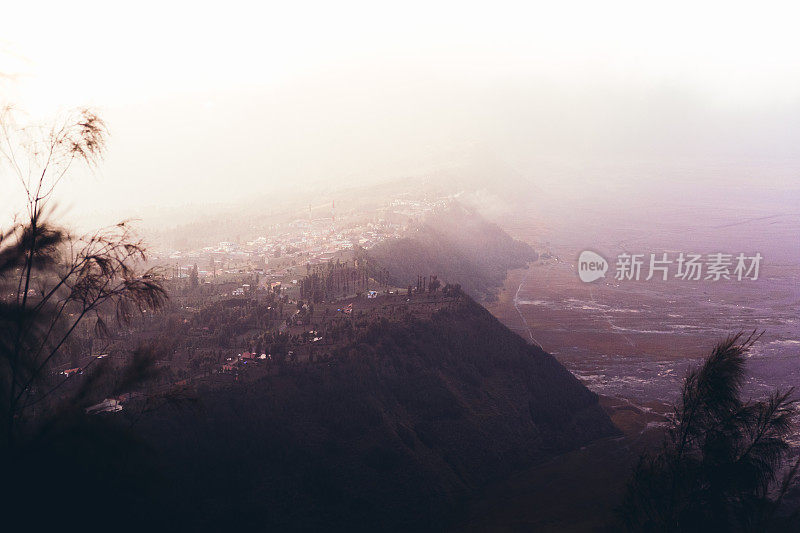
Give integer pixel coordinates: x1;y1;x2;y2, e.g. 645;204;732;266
365;203;537;300
134;295;617;531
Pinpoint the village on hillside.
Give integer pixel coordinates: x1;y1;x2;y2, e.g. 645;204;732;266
152;195;452;301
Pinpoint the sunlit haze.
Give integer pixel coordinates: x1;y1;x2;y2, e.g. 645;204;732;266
3;1;800;230
4;4;800;530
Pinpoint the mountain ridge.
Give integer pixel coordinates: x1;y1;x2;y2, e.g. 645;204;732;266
132;293;618;531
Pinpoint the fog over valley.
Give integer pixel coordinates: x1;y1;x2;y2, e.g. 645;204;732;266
2;2;800;531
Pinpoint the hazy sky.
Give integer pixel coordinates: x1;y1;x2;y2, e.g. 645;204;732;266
2;0;800;227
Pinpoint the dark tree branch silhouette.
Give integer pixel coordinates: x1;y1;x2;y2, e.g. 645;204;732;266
618;332;799;532
0;107;167;449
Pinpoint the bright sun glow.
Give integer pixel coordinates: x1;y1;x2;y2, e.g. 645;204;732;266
2;0;800;227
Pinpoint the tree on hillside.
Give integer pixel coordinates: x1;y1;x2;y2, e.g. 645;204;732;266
0;107;167;449
428;275;441;293
618;332;800;532
190;263;199;288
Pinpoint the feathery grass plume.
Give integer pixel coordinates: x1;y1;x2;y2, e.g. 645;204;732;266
0;108;167;449
617;332;799;532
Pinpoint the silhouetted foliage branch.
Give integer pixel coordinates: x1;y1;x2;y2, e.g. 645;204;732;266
618;332;799;532
0;108;166;448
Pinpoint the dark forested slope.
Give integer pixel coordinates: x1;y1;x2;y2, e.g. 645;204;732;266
365;204;537;300
133;295;616;531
